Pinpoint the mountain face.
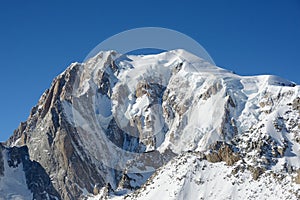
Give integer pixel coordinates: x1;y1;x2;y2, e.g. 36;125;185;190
2;49;300;199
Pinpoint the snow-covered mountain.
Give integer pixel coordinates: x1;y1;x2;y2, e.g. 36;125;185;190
2;49;300;199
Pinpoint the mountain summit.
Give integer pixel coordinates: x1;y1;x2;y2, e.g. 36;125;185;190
1;49;300;199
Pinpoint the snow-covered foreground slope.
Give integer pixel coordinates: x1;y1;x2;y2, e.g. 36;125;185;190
5;49;300;199
97;153;300;200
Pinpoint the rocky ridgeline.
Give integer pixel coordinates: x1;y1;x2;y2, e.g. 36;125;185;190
6;63;108;199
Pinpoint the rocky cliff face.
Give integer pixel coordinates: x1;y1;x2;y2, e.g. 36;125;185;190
3;49;300;199
6;63;113;199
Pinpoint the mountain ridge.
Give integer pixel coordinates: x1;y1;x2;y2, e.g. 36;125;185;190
1;49;300;199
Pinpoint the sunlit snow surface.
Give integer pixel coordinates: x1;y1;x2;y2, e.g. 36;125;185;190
96;153;299;200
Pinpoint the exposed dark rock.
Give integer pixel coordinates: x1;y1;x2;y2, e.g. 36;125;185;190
277;146;286;157
5;63;107;200
136;81;150;98
205;142;240;166
97;70;113;97
248;166;265;180
296;170;300;184
121;148;176;191
292;97;300;112
106;118;143;153
117;173;132;190
48;118;106;200
231;164;246;175
93;184;101;195
220;96;238;140
200;81;223;100
132;80;166;149
172;62;183;74
135;81;165;100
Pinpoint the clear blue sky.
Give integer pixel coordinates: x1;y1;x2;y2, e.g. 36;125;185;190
0;0;299;142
